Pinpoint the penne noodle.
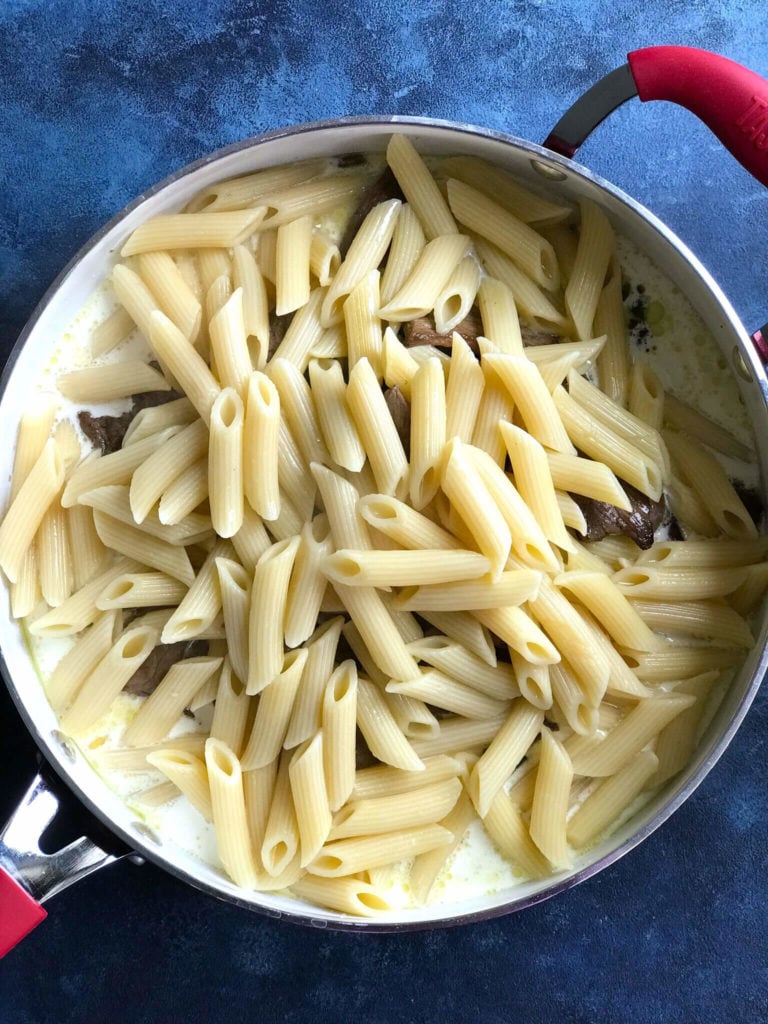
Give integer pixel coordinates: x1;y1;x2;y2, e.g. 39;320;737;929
663;393;753;461
571;694;695;778
447;178;559;291
124;656;222;747
284;514;333;649
329;777;462;841
268;356;330;467
529;727;573;869
0;439;64;583
555;571;662;651
469;701;544;817
138;251;202;342
322;199;401;325
324;547;490;588
483;790;549;879
568;749;659;848
146;749;212;821
291;876;392;917
122;210;266;256
91;306;135;356
149;312;221;424
322;660;359;812
433;255;480;336
476;275;523;355
564;200;614;341
310;230;341;286
209;288;253;398
594;264;630;406
247;536;300;694
356;676;424;772
663;429;758;539
310;824;453;878
216;557;251;683
500;421;574;552
232;244;270;367
241;649;308;770
484;353;573;455
396;569;541;612
261;753;300;878
628;361;664;431
378;234;470;323
387;670;510;721
129;419;208;524
380;203;426;305
346;357;409;499
210;659;251;757
188;160;325;213
92;510;194;585
308;359;366;473
285;616;344;750
60;624;159;734
438;155;572;226
386;135;457;239
445;333;484;444
58;361;170;403
205;737;260;888
275;215;312;315
631;598;753;647
344;270;383;378
288;729;332;868
554;385;662;501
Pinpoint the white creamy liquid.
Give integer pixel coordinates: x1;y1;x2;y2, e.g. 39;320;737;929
22;175;762;912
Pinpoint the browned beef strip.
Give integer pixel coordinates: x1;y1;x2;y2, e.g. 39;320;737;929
355;730;380;770
336;153;368;169
403;311;482;352
401;313;563;354
519;323;563;347
78;385;183;455
571;483;665;550
268;312;294;361
384;385;411;458
123;638;209;697
78;410;135;454
732;480;764;526
340;167;405;256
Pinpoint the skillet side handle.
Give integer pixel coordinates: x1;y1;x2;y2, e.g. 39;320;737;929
0;773;123;957
628;46;768;188
0;866;47;956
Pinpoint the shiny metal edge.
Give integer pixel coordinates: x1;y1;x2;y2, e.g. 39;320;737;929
1;113;767;933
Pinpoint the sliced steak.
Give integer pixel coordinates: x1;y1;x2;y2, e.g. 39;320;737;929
572;483;665;550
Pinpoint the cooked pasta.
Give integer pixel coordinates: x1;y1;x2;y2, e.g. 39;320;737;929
2;135;764;922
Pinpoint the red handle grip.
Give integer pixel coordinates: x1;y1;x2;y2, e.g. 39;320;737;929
628;46;768;187
0;866;47;957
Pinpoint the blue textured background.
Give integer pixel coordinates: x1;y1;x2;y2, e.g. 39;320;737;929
1;2;767;1021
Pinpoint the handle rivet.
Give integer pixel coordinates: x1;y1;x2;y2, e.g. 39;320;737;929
51;730;77;763
732;346;753;382
132;821;162;846
530;159;567;181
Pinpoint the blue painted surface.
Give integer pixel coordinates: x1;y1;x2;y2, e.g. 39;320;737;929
1;1;767;1020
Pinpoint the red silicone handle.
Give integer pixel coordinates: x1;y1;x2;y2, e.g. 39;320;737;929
0;866;47;957
628;46;768;186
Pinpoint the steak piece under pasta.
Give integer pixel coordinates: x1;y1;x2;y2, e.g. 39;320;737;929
403;310;482;351
402;311;561;353
339;167;405;256
78;385;182;455
123;638;209;698
572;483;665;550
384;386;411;458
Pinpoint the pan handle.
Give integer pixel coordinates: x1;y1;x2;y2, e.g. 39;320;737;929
0;772;126;957
543;45;768;188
